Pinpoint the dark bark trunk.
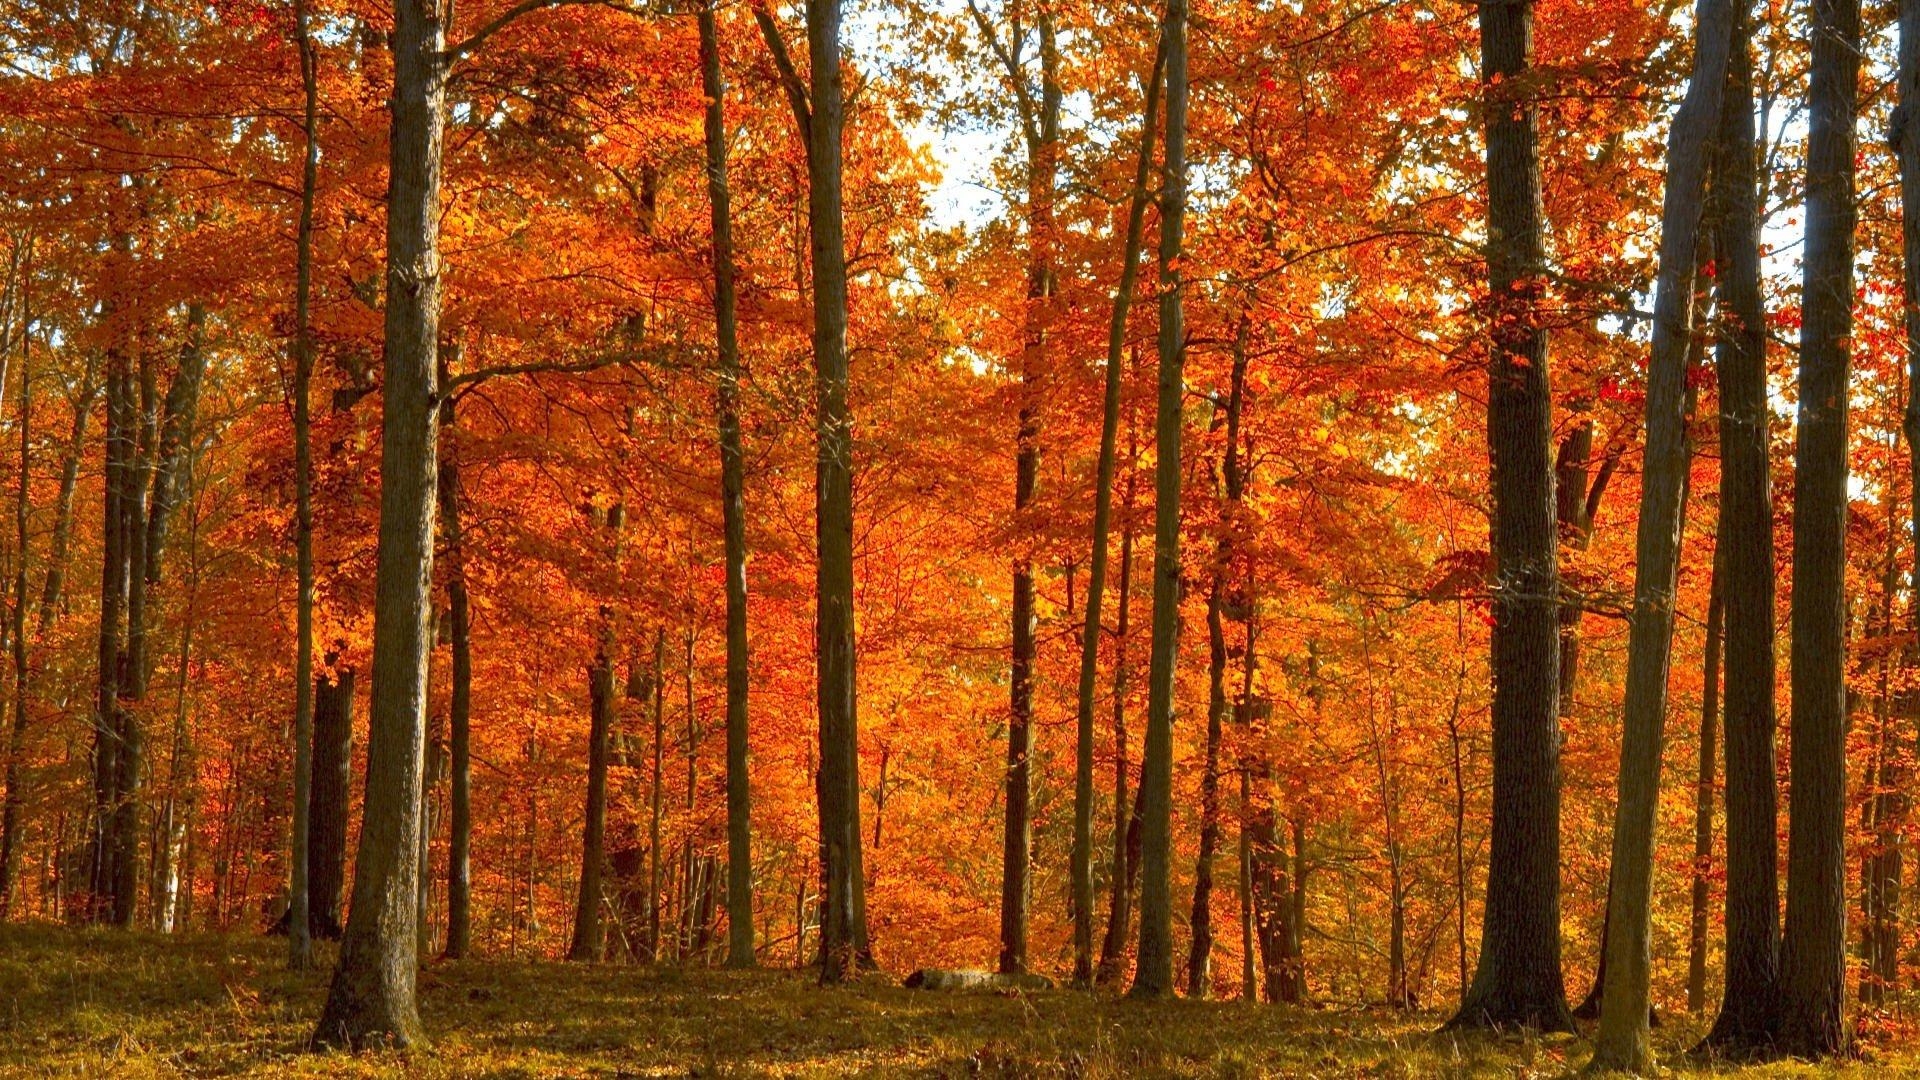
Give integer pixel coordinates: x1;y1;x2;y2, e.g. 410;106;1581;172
570;634;615;962
308;668;353;939
1700;9;1780;1053
1448;0;1571;1033
697;0;755;972
1073;29;1163;992
312;0;445;1047
0;290;29;918
1094;484;1140;986
1688;557;1724;1014
288;0;321;970
1775;0;1859;1057
797;0;867;985
437;376;472;960
1128;0;1187;1000
1589;3;1730;1066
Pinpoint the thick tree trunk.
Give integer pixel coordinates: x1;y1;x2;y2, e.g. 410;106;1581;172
570;636;615;962
1589;2;1731;1068
88;316;133;925
288;0;321;971
1700;10;1780;1053
1448;0;1571;1033
1072;30;1163;991
1775;0;1859;1057
309;668;353;939
696;0;755;972
312;0;444;1047
1129;0;1187;1000
1687;559;1724;1014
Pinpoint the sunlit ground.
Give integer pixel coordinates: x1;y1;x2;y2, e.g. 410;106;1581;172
0;925;1902;1077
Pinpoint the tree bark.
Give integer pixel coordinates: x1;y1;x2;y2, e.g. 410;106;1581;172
1128;0;1188;1000
312;0;445;1046
1589;2;1731;1067
1687;557;1724;1014
570;633;615;962
1700;9;1780;1052
1073;28;1163;992
308;668;353;938
0;286;29;918
696;0;755;972
288;0;321;971
1448;0;1571;1033
1775;0;1859;1056
436;364;473;960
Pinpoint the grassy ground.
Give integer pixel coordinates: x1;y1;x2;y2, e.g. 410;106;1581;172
0;926;1906;1077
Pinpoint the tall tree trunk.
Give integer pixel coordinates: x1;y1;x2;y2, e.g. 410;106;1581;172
437;375;473;960
570;632;615;962
36;362;99;633
1448;0;1570;1032
1589;2;1731;1068
1687;557;1724;1014
1128;0;1188;1000
1073;29;1163;991
1775;0;1859;1056
309;667;353;938
1700;8;1779;1053
0;288;29;917
1094;463;1140;986
795;0;868;985
1187;314;1249;997
287;0;321;970
647;630;665;960
89;312;133;925
697;0;755;972
994;0;1061;979
1890;0;1920;1023
312;0;445;1046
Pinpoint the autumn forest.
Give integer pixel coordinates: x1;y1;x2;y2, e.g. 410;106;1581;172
0;0;1912;1072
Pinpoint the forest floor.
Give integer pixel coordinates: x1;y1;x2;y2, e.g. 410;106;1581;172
0;926;1911;1078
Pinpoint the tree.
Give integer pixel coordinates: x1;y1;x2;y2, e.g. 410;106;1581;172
1448;0;1571;1032
570;631;615;962
1588;0;1732;1067
697;0;755;972
1775;0;1860;1056
1128;0;1188;1001
1698;6;1779;1053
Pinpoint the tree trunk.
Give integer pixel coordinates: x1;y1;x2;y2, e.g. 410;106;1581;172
647;630;665;960
287;0;321;970
0;289;30;918
1187;314;1249;998
1095;483;1140;986
1700;9;1780;1053
1449;0;1570;1033
437;372;473;960
1072;28;1163;992
312;0;445;1046
696;0;755;972
1128;0;1187;1000
1588;3;1730;1067
308;668;353;939
36;361;99;633
1775;0;1859;1056
570;634;615;962
1688;557;1724;1014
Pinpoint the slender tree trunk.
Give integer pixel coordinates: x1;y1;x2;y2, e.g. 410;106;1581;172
0;289;29;918
799;0;867;985
1687;557;1724;1014
312;0;445;1046
1095;463;1140;986
437;378;473;960
647;630;665;960
36;364;98;634
1128;0;1188;1000
570;633;615;962
1775;0;1859;1056
1700;9;1780;1052
696;0;755;972
1237;590;1258;1001
1073;30;1164;992
1890;0;1920;1024
287;0;321;971
1448;0;1570;1032
1589;3;1730;1068
1188;315;1249;997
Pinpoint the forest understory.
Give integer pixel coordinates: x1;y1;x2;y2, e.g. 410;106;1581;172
0;926;1907;1079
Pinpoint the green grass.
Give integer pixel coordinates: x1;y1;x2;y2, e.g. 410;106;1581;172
0;925;1901;1077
